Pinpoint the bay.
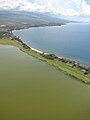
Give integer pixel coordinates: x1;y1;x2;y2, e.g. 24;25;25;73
14;23;90;65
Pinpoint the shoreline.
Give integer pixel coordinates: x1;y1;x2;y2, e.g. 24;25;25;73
0;36;90;84
13;23;90;67
0;23;90;84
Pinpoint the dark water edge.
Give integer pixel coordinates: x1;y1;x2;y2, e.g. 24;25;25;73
0;45;90;120
14;23;90;66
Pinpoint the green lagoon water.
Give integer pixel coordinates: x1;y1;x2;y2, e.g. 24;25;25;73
0;45;90;120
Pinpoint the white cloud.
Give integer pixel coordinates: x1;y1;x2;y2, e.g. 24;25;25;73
36;0;90;16
0;0;90;16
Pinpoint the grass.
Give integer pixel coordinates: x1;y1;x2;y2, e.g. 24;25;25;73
0;38;90;84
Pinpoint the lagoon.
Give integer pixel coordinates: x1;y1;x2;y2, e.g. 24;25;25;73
0;45;90;120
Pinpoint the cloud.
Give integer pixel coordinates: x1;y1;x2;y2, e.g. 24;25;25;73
0;0;35;10
0;0;90;16
35;0;90;16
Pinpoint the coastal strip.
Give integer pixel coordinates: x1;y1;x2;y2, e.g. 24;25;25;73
0;33;90;84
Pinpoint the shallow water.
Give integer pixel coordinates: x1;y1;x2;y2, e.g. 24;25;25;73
14;23;90;65
0;45;90;120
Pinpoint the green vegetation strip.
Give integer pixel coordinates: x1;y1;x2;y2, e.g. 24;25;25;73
0;38;90;84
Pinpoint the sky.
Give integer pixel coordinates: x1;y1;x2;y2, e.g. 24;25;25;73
0;0;90;16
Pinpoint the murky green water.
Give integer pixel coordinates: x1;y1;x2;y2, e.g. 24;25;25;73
0;45;90;120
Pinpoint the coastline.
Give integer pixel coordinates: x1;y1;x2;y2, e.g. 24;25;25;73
0;36;90;84
13;23;90;67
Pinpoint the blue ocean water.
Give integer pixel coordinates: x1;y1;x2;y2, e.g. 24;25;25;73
14;23;90;65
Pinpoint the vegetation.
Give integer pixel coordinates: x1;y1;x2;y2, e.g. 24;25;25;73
43;54;58;60
0;38;90;84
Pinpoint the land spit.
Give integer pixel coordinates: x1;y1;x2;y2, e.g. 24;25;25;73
0;31;90;84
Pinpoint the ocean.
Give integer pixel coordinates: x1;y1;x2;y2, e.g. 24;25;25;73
14;23;90;66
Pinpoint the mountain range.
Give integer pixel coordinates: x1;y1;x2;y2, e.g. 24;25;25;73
0;11;70;30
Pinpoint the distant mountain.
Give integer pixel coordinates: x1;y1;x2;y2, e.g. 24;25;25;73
0;11;70;27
